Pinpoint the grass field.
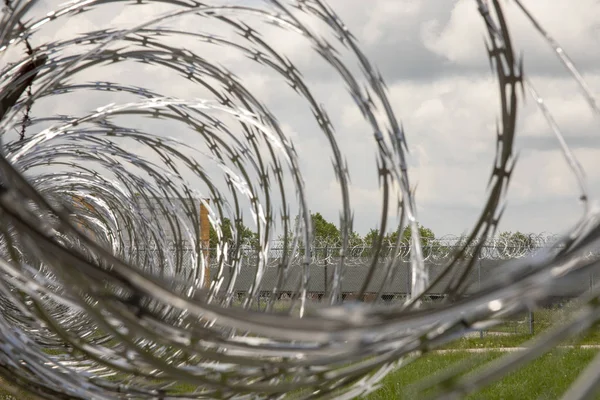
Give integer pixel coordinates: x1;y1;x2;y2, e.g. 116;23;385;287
3;348;597;399
2;304;600;399
364;348;600;399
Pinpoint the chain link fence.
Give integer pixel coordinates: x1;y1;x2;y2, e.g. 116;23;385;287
124;235;598;337
127;234;600;336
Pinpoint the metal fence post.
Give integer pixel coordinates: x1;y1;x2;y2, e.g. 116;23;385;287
405;261;411;300
529;311;534;335
478;259;481;289
324;245;329;299
479;259;484;339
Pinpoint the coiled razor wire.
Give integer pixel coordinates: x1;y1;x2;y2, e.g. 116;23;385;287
0;0;599;398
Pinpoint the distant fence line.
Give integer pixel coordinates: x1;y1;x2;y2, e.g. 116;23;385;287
122;233;591;265
122;235;600;298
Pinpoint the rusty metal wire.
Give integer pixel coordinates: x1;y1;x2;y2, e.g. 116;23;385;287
0;0;599;399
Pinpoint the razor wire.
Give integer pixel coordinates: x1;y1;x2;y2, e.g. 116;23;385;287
184;233;569;268
0;0;599;399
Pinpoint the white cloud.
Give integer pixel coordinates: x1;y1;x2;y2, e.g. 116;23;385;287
5;0;600;240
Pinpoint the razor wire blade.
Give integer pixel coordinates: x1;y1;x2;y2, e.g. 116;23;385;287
0;0;599;399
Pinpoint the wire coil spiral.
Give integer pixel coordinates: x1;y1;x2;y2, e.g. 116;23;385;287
0;0;600;399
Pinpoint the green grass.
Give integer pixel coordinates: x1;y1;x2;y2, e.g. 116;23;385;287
5;349;600;399
363;349;600;399
443;333;532;349
482;303;600;337
4;303;600;399
443;328;600;350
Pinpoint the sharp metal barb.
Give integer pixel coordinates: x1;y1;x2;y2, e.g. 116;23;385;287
0;0;596;399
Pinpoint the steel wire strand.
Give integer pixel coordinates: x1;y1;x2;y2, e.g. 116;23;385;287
0;0;598;399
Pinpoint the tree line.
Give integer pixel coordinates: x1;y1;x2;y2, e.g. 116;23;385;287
209;212;537;251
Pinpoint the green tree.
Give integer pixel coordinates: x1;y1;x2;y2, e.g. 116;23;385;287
209;218;257;250
277;213;359;255
360;224;441;257
363;228;379;246
360;228;387;257
311;212;340;243
498;231;536;253
386;224;436;247
452;234;477;258
347;230;362;247
386;224;446;257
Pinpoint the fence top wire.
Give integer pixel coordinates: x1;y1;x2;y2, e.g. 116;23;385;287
125;232;576;264
0;0;600;399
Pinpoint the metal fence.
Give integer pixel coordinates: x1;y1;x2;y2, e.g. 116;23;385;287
122;239;599;336
126;235;600;301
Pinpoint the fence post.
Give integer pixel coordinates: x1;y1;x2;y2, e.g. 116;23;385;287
479;259;484;339
528;311;534;335
478;259;481;289
405;261;411;300
200;200;210;287
324;245;328;299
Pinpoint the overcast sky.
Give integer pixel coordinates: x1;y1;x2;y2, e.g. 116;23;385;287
9;0;600;239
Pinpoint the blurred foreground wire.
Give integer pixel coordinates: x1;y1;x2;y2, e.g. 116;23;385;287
0;0;599;399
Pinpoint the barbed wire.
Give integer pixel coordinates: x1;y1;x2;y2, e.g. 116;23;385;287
148;233;570;267
0;0;599;399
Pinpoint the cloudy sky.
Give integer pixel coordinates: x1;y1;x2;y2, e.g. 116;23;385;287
7;0;600;239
